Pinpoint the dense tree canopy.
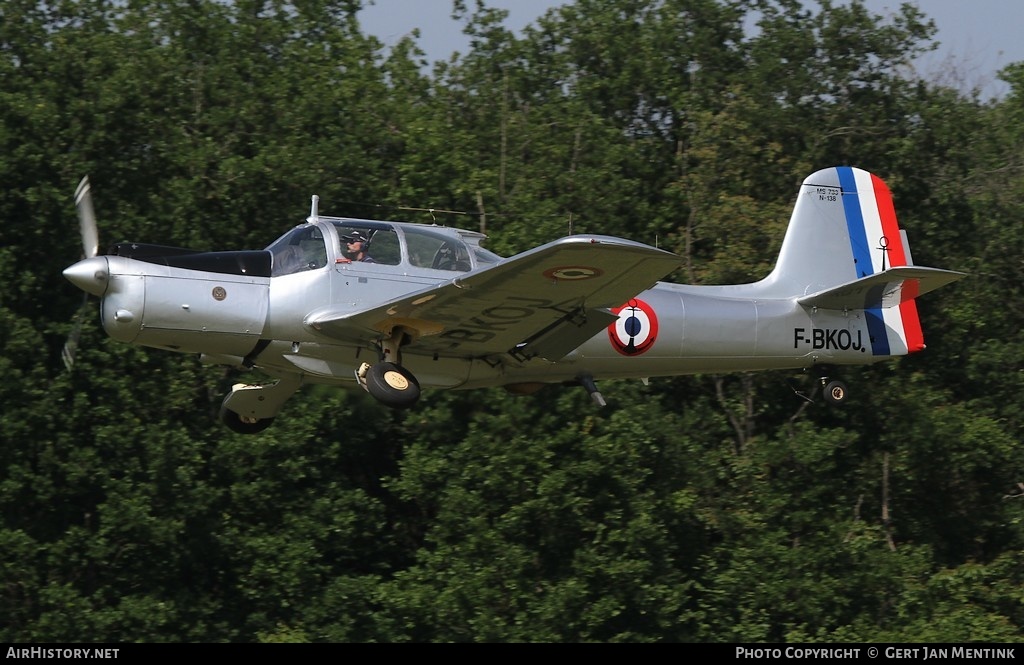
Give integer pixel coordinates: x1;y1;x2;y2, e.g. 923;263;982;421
1;0;1022;642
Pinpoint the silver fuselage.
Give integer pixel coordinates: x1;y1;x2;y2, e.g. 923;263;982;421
80;229;880;393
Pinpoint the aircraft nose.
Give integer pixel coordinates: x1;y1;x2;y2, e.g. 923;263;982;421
63;256;109;297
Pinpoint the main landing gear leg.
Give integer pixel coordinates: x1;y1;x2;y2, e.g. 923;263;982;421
355;328;422;409
578;373;607;407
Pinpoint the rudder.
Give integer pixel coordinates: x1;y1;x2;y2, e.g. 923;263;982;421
759;166;962;355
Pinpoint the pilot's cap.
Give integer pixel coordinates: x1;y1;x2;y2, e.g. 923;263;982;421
341;230;370;244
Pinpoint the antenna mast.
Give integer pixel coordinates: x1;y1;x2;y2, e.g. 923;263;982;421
307;195;320;223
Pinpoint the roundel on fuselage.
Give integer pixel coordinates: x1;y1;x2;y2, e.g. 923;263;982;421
608;298;658;356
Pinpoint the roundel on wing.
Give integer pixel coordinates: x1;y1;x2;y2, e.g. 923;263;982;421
543;265;603;281
608;298;658;356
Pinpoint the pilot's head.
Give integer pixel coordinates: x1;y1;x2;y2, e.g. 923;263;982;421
341;230;370;260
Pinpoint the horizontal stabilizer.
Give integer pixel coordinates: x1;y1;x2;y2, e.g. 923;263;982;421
798;266;965;310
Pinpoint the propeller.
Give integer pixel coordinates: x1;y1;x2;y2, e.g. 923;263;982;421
75;176;99;260
61;293;89;371
62;176;101;370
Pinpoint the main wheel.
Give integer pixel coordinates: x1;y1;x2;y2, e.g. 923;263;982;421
822;380;848;405
219;403;275;434
365;362;421;409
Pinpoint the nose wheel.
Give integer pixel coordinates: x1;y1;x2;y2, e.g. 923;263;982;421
220;405;275;434
218;375;303;434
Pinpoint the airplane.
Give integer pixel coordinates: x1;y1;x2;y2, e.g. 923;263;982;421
63;166;964;434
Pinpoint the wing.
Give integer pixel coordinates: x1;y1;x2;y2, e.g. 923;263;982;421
305;235;682;361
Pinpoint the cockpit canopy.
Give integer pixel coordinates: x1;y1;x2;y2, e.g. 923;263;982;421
266;218;501;277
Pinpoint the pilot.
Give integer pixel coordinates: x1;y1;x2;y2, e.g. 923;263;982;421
338;231;375;263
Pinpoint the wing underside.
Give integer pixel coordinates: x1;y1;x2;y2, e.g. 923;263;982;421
305;235;682;361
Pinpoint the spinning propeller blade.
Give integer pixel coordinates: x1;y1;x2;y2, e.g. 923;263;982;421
75;176;99;259
64;176;101;370
62;293;89;371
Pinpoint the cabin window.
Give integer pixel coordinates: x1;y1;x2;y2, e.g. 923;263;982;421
364;228;400;265
331;224;401;265
473;246;501;265
404;228;472;271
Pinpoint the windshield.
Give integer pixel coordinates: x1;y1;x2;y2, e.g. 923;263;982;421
266;226;328;276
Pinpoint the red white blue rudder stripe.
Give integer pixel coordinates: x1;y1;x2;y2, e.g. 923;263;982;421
835;166;924;355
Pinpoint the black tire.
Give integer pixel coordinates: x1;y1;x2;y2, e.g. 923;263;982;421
823;380;848;405
365;362;421;409
219;403;275;434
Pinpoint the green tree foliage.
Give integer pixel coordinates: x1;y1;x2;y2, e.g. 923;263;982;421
1;0;1022;643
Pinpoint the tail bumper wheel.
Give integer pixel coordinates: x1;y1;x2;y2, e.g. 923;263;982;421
823;379;848;405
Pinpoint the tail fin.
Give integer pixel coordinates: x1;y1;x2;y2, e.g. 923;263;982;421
761;166;964;354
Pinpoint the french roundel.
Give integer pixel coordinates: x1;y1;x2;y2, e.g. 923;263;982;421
608;298;658;356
